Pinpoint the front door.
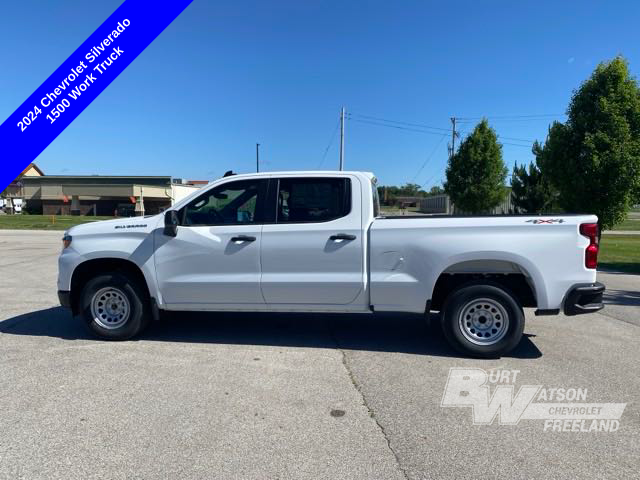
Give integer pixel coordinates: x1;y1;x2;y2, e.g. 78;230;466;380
154;179;267;307
260;176;364;305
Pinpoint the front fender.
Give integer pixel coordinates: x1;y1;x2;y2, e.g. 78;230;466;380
57;227;162;305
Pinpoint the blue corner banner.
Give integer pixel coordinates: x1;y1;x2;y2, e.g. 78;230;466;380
0;0;193;190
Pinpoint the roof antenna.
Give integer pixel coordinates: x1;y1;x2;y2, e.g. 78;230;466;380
223;170;236;177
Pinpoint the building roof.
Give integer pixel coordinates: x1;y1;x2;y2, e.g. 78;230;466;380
21;175;172;187
20;163;44;177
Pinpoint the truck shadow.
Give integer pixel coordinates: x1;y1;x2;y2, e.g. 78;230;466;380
603;289;640;306
0;307;542;359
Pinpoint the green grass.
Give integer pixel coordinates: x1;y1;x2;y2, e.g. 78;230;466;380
599;234;640;274
0;214;113;230
611;217;640;231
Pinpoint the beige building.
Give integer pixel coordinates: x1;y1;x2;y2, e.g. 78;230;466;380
0;163;45;214
1;163;204;216
21;175;202;216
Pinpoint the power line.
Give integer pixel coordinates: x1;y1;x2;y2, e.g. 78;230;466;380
350;113;450;132
422;170;442;189
318;118;341;168
457;129;534;146
498;135;535;143
347;111;539;182
456;119;561;126
456;113;563;121
352;111;562;128
348;114;451;187
352;112;543;143
410;134;447;183
351;112;553;140
350;118;450;137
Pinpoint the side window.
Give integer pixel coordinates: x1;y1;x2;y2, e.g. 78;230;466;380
276;178;351;223
182;180;263;226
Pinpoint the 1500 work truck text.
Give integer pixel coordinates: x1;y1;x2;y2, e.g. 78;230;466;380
57;171;605;357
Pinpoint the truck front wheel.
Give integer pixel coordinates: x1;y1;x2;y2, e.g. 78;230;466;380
441;284;524;358
79;272;149;340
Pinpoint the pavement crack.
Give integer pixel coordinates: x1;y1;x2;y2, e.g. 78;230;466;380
327;320;410;480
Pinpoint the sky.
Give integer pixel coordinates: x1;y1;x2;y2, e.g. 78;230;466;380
1;0;639;188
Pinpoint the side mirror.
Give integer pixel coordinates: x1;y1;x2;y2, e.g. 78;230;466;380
164;210;179;237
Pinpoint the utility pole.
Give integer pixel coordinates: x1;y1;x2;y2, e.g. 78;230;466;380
256;143;260;172
449;117;457;159
339;107;346;170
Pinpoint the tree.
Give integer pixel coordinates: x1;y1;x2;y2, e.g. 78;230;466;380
398;183;425;197
377;183;428;205
444;119;508;213
510;144;555;213
536;56;640;230
428;185;444;196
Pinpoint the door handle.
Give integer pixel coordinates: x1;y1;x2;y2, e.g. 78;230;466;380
329;233;356;241
231;235;256;243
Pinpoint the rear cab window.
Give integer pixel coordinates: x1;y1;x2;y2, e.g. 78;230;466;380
275;177;351;223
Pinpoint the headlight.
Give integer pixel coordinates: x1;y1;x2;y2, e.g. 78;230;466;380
62;234;72;249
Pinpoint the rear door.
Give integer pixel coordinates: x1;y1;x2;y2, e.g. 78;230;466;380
154;178;267;306
260;175;364;305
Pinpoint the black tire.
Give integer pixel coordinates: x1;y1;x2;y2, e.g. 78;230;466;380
78;272;149;340
441;283;524;358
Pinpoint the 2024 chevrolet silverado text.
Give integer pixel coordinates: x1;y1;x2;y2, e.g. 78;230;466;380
57;171;605;357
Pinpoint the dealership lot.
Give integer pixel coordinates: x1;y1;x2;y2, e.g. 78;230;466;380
0;230;638;479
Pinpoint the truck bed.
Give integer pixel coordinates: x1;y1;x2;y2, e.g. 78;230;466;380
368;214;598;313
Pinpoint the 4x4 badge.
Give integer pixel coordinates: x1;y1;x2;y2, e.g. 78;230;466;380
526;219;565;224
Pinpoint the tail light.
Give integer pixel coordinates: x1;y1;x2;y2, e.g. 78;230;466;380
579;223;598;269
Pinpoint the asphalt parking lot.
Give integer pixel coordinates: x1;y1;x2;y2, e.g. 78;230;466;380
1;230;639;479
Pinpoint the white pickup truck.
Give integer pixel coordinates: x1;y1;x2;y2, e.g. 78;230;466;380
57;171;604;357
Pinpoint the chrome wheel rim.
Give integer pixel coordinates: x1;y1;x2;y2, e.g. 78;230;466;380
90;287;130;329
458;298;509;345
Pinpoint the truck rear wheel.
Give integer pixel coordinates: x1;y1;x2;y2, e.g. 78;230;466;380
441;283;524;358
79;272;149;340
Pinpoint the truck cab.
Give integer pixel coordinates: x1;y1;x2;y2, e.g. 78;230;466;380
156;172;370;310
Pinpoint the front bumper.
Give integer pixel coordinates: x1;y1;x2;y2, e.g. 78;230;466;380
563;282;605;316
58;290;71;309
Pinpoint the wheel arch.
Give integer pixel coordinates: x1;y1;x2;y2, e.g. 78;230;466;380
70;258;151;315
429;258;543;311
